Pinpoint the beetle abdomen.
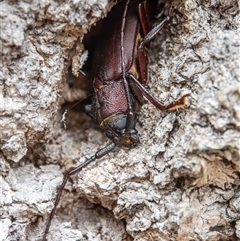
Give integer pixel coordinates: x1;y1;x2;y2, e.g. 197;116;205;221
92;0;141;83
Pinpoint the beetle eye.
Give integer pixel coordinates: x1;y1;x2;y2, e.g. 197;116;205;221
106;130;114;139
114;116;127;130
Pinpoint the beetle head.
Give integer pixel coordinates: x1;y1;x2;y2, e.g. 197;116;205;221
101;113;139;148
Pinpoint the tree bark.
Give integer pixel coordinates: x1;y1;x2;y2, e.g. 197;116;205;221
1;0;239;241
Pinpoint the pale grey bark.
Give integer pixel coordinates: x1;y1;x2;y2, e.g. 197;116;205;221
1;0;239;241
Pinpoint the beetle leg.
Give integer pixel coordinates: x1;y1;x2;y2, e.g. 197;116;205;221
139;1;174;49
139;15;171;49
137;2;175;85
138;1;150;39
137;47;148;85
137;1;151;85
42;142;116;241
120;0;136;133
128;73;190;111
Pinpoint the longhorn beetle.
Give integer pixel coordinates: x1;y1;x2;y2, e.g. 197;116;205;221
43;0;190;239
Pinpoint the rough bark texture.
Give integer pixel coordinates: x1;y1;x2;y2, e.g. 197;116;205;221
1;0;239;241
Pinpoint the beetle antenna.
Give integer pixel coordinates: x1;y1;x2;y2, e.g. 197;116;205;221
42;142;116;241
120;0;135;132
69;92;94;110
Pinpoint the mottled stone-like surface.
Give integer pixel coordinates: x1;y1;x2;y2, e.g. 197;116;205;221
1;0;239;240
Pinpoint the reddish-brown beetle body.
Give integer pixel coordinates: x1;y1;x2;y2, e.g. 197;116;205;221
85;0;149;148
85;0;188;148
42;1;189;240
